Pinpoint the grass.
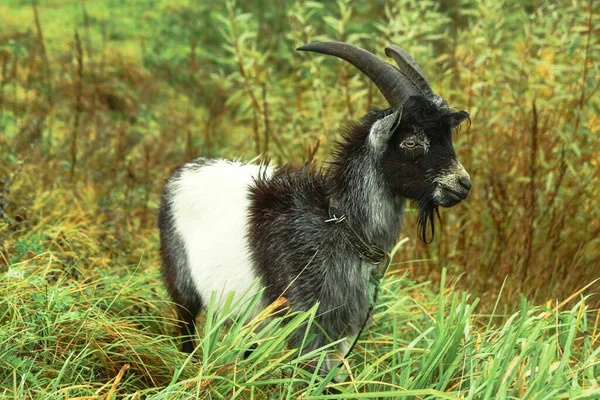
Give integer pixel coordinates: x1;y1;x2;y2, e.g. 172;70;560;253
1;240;599;397
1;0;599;397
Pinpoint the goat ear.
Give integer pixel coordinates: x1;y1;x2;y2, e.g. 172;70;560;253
369;107;403;148
450;110;470;128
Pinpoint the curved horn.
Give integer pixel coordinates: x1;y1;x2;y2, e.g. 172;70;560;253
297;41;414;110
384;45;435;99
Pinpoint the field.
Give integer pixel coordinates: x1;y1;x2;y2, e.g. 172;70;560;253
1;0;599;398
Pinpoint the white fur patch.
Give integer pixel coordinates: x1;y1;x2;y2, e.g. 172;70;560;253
170;159;273;316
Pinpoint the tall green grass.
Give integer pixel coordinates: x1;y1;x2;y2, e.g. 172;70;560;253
1;246;599;397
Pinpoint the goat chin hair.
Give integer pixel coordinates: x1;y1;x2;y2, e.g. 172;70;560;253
417;197;440;244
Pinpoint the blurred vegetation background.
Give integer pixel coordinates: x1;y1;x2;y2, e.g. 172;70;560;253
0;0;599;397
0;0;598;312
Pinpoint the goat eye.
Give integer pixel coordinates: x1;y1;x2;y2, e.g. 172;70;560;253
403;139;417;148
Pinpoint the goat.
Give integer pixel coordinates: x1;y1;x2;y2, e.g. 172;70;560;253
158;42;471;374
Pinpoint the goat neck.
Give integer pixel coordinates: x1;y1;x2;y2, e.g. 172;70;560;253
327;111;406;251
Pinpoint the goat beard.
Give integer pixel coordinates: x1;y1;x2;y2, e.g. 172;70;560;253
417;198;441;244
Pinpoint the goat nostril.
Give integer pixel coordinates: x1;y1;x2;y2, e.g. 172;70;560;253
459;176;472;191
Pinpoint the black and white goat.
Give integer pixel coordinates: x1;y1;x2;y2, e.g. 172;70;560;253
158;42;471;372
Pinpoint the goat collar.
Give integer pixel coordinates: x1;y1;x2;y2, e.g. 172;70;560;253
327;201;392;361
327;202;390;267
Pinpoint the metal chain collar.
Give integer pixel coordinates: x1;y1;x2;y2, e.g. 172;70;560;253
327;205;389;266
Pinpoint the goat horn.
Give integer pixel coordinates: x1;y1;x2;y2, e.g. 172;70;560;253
384;45;435;99
297;41;414;110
